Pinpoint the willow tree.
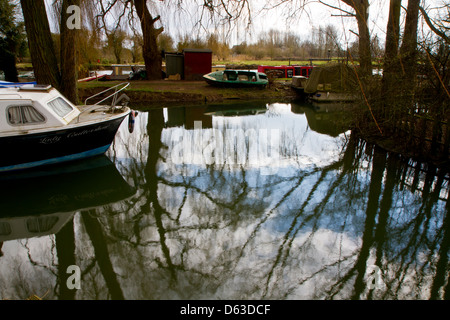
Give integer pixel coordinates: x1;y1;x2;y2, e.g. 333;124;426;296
20;0;80;103
97;0;164;80
20;0;61;88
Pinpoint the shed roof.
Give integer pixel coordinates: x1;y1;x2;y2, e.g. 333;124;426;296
183;48;213;53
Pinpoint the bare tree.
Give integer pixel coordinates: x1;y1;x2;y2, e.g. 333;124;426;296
419;3;450;44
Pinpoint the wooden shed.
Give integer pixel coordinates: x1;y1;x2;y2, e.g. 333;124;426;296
183;49;213;81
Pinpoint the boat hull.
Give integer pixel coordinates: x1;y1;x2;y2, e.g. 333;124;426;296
203;77;267;88
0;114;128;172
309;91;357;103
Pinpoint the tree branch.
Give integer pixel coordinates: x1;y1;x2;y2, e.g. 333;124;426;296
152;15;161;24
318;0;355;17
419;5;450;44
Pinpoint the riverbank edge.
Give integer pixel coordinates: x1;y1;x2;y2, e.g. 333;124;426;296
351;127;450;173
77;80;298;107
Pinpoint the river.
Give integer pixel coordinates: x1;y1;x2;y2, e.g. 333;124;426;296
0;101;448;300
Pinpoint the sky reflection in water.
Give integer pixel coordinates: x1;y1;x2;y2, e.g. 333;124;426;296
0;102;448;300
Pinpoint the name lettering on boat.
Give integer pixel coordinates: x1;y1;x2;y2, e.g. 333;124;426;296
38;125;110;144
40;136;62;144
67;125;110;138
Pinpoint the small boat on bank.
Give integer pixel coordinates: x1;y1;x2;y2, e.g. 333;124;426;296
77;74;107;83
0;80;37;88
291;64;359;103
0;83;131;172
203;70;269;88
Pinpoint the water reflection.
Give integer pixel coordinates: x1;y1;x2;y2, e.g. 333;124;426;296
0;156;135;299
0;102;448;300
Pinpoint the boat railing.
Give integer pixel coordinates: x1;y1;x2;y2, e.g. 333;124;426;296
78;82;130;122
84;82;130;107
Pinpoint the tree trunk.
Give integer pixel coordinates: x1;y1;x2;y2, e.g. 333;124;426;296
381;0;402;122
82;211;125;300
20;0;61;89
351;146;386;299
342;0;372;79
55;220;76;300
133;0;163;80
60;0;80;104
396;0;420;137
399;0;420;96
383;0;401;79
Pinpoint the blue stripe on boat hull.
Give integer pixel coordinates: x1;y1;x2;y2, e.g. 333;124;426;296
0;145;111;173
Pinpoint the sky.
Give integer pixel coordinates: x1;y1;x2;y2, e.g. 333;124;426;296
42;0;446;47
157;0;375;45
155;0;446;47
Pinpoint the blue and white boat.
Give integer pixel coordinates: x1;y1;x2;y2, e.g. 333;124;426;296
0;83;131;172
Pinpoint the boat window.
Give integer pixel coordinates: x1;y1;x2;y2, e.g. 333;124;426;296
48;97;74;118
225;72;237;81
7;105;45;125
259;74;268;80
0;222;12;236
26;216;59;233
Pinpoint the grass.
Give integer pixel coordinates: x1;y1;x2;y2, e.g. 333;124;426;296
16;63;33;69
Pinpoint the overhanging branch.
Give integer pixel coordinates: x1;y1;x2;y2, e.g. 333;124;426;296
419;5;450;44
318;0;355;17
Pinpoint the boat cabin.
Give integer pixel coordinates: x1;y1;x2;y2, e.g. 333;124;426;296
222;70;268;82
0;85;81;136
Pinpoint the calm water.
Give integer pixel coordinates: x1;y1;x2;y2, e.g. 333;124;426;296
0;102;449;300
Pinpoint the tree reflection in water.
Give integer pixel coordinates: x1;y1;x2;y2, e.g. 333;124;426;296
0;103;448;300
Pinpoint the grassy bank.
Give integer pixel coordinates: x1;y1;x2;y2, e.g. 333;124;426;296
77;79;297;107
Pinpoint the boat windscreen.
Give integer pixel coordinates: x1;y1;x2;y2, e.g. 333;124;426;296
224;71;238;81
